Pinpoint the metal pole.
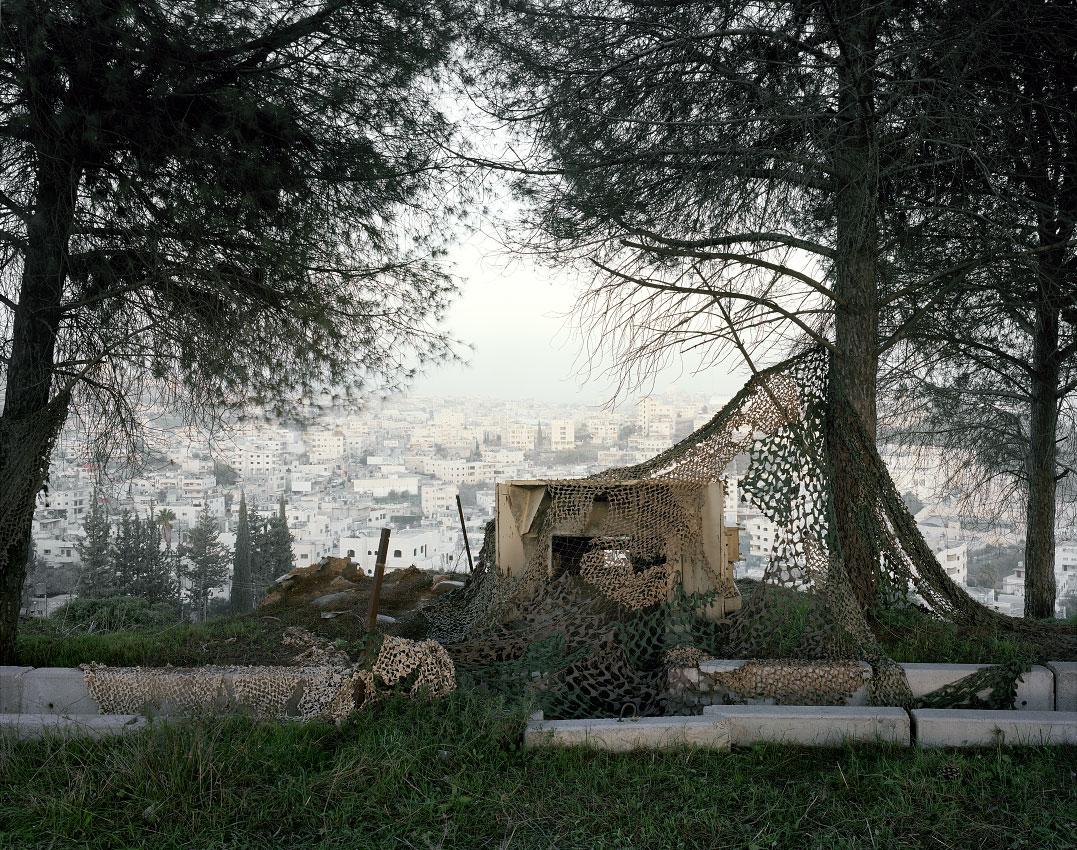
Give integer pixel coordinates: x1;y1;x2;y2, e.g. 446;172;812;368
456;494;474;573
365;527;392;634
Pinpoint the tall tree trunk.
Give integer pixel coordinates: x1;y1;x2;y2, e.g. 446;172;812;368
0;164;75;663
826;5;882;611
1024;295;1059;619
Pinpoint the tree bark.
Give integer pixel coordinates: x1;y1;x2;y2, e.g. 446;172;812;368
826;4;882;611
1023;295;1060;619
0;161;76;663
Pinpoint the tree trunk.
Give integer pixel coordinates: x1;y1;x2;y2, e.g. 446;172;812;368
826;5;882;612
1023;296;1060;619
0;163;75;663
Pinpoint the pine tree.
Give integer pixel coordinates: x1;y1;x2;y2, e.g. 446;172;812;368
180;506;230;621
111;510;141;595
137;511;177;606
0;0;464;665
76;489;114;599
231;492;253;614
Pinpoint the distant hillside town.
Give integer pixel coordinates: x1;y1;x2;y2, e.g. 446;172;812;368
23;392;1077;620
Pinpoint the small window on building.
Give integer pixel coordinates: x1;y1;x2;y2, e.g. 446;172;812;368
347;549;355;558
393;549;402;558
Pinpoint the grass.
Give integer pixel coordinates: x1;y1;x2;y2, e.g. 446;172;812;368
14;609;373;669
869;608;1057;665
2;689;1075;850
19;598;1071;673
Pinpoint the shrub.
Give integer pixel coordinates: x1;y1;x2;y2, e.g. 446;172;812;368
48;596;178;633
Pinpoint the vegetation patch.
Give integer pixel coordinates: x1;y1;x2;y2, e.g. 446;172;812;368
2;690;1075;849
869;608;1060;665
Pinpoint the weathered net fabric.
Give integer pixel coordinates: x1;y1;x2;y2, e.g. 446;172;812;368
425;348;1076;719
83;627;455;722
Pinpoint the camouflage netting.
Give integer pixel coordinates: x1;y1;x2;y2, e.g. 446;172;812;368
424;348;1077;719
83;627;455;722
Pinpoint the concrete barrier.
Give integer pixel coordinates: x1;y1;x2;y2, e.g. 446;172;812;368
0;666;33;713
1046;662;1077;712
525;716;731;752
900;663;1053;711
911;709;1077;748
20;668;99;715
703;705;910;747
0;713;147;740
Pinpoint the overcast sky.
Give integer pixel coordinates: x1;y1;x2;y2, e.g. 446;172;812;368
408;230;752;408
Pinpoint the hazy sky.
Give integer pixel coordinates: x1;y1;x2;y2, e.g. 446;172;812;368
409;230;751;408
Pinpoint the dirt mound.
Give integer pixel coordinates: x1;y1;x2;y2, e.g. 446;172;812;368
259;557;462;637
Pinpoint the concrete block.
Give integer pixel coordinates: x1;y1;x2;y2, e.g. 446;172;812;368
21;668;99;715
0;713;148;740
1046;662;1077;712
0;666;33;713
900;663;1053;711
703;705;910;747
699;660;747;675
525;715;731;752
911;709;1077;748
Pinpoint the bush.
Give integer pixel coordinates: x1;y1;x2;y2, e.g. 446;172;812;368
48;596;178;633
205;596;234;620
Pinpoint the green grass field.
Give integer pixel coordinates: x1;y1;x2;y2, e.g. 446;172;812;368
2;688;1075;850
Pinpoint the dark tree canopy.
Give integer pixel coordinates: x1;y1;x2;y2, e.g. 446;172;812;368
0;0;464;661
468;0;1075;614
880;0;1077;616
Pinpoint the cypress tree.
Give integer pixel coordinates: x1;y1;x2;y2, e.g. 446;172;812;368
231;493;253;613
267;494;295;581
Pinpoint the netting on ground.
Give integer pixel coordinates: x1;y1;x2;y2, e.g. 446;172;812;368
83;627;456;722
424;348;1076;719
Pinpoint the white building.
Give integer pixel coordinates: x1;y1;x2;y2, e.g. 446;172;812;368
742;511;781;559
338;529;453;573
935;542;968;587
350;476;420;497
36;538;79;567
306;430;345;464
881;445;942;502
504;423;537;451
586;413;623;444
226;443;278;478
550;419;576;450
1056;540;1077;601
637;397;674;438
421;483;459;516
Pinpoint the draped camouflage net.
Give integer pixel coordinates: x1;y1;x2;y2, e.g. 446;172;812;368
425;348;1076;719
82;628;456;723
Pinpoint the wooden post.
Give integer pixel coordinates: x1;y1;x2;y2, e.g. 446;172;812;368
365;527;392;633
361;527;392;663
456;494;474;573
